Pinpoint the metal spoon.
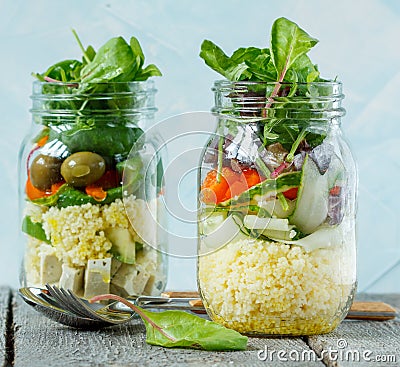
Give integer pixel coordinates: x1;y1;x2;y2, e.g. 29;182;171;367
18;287;204;329
18;287;113;329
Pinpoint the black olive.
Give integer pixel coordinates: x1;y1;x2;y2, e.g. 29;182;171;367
61;152;106;187
30;154;63;191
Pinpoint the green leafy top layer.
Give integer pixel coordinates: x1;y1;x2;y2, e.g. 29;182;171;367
200;17;323;85
33;30;161;88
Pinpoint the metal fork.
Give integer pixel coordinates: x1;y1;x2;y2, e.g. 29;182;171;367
45;285;133;324
44;284;202;325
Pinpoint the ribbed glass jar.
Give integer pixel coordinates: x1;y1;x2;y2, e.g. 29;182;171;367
197;81;357;336
19;80;167;299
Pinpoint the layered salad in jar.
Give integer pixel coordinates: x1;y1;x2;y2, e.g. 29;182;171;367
21;33;166;299
197;18;356;335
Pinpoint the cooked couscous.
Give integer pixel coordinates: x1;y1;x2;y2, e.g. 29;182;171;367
24;196;166;297
198;237;355;335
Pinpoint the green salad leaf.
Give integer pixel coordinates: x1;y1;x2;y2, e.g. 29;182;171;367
34;31;161;85
90;294;248;351
199;17;330;172
141;309;248;350
31;184;123;208
270;17;318;83
22;216;50;243
48;123;144;157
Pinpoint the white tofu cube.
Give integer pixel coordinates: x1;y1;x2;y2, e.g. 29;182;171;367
111;263;150;296
84;258;111;299
40;252;62;284
59;265;84;296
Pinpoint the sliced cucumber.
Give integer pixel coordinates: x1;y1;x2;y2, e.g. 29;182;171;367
105;227;136;264
218;171;301;207
261;228;297;241
257;198;296;218
199;212;227;236
243;215;291;231
327;154;345;189
202;214;247;251
273;224;343;252
289;155;329;234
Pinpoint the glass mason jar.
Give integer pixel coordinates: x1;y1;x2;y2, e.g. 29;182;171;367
197;81;357;336
19;80;167;299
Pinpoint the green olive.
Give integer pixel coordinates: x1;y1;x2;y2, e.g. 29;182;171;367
61;152;106;187
30;154;63;191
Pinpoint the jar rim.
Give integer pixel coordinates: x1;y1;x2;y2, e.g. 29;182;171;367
32;79;156;96
213;79;342;87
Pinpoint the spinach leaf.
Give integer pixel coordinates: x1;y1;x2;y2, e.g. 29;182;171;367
79;37;137;87
33;31;161;93
56;186;122;208
32;184;122;208
22;216;50;243
129;36;145;69
48;124;144;157
270;17;318;83
90;294;248;351
199;40;238;80
32;59;83;82
135;64;162;81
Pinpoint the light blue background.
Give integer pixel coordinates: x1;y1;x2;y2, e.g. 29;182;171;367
0;0;399;292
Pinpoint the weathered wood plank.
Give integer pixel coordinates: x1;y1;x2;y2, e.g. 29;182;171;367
0;287;11;367
307;294;400;367
13;292;323;367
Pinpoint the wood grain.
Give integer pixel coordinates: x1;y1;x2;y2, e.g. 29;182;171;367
11;290;323;367
0;287;11;367
306;294;400;367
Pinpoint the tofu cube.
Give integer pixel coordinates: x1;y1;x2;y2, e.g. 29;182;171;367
40;252;62;284
111;263;150;296
84;258;111;299
59;265;84;296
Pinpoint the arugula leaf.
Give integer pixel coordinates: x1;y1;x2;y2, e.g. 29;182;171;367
270;17;318;83
90;294;248;351
22;216;50;243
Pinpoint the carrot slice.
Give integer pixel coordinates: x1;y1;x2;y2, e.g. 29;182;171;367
85;185;107;201
26;176;50;200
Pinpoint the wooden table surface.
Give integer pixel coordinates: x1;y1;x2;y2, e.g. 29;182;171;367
0;288;399;367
